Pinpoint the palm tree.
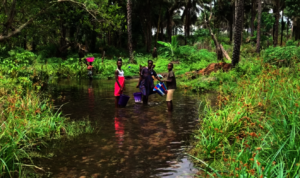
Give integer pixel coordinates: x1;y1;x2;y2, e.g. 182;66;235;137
127;0;134;62
166;0;183;42
256;0;262;53
182;0;200;45
232;0;244;67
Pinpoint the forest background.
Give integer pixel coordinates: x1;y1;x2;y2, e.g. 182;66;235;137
1;0;300;177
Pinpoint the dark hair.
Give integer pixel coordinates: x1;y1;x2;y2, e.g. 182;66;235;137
117;58;122;62
148;60;153;64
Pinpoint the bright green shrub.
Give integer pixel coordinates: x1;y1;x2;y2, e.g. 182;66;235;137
263;46;300;66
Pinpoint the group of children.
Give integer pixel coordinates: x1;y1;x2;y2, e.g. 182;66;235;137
114;59;177;112
85;57;177;111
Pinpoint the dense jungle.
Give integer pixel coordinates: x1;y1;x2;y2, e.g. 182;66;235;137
1;0;300;177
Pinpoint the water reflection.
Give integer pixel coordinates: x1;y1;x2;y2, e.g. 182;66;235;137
88;80;94;114
36;79;215;177
114;110;125;145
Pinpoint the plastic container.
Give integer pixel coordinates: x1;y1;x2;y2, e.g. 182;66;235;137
154;83;165;96
118;94;130;107
86;57;95;63
160;82;168;93
133;92;142;103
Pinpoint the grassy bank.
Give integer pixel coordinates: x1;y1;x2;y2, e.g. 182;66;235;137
0;76;94;176
191;59;300;177
0;46;219;80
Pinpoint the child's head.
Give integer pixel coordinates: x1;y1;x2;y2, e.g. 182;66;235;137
148;60;153;69
117;58;122;68
168;63;173;71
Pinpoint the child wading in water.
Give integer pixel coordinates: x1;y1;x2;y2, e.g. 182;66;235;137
137;60;161;105
114;58;125;107
162;63;176;112
87;62;93;80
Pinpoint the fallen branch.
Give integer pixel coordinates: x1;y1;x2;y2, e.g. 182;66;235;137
220;44;231;62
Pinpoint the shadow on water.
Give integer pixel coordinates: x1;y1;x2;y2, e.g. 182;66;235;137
36;79;216;178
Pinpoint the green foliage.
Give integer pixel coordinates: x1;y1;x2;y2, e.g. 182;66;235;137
0;48;36;66
252;12;275;42
286;40;298;46
157;36;179;57
0;76;94;176
191;64;300;177
286;0;300;19
177;47;217;64
263;46;300;66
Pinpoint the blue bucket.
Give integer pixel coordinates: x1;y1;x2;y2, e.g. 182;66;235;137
153;83;165;96
118;94;130;107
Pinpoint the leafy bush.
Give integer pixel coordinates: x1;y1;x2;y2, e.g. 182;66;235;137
0;48;36;66
263;46;300;66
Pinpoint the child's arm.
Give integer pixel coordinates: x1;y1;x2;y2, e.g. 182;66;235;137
153;70;162;82
137;68;143;88
162;77;172;83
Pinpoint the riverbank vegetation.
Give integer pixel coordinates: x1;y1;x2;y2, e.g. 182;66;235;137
0;75;94;176
191;60;300;177
1;0;300;177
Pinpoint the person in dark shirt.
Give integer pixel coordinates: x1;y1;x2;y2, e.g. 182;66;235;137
162;63;176;112
137;60;162;105
152;47;157;59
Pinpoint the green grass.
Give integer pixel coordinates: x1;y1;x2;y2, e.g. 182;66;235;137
0;76;94;177
190;60;300;177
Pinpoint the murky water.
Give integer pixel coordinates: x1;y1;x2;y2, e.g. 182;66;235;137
37;79;215;178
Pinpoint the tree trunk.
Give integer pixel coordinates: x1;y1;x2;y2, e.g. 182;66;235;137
160;21;164;41
295;25;300;41
273;0;280;47
185;0;191;45
287;18;289;39
156;8;162;47
23;34;27;50
233;0;238;45
232;0;244;66
146;0;152;53
32;36;37;52
167;12;172;42
256;0;262;53
291;23;293;40
229;20;233;42
250;0;256;37
281;11;284;46
241;0;244;44
205;7;223;61
127;0;134;62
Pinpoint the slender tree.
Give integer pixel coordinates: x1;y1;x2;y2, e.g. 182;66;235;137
273;0;280;46
232;0;244;67
256;0;262;53
250;0;257;37
281;10;284;46
127;0;134;62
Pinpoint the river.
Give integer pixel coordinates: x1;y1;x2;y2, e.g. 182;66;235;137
35;78;215;178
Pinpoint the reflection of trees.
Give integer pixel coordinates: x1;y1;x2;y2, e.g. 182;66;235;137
38;79;210;177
